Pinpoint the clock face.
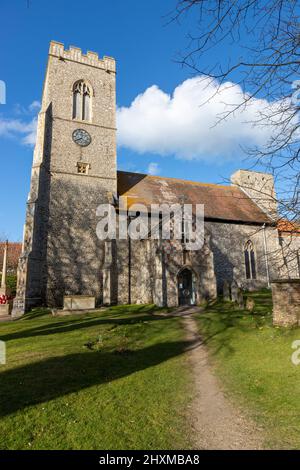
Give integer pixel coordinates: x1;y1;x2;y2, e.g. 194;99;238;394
72;129;91;147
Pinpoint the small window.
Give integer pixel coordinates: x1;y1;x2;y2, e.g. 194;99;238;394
77;162;90;175
244;240;257;279
72;80;93;121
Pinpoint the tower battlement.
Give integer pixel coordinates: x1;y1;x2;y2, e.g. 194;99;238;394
49;41;116;73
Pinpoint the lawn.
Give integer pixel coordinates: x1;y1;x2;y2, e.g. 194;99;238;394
0;305;193;450
196;290;300;450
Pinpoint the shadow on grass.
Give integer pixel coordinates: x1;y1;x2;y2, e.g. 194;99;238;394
2;312;172;343
196;290;273;356
0;339;193;418
21;304;163;321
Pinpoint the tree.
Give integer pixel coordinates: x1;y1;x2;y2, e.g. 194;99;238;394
172;0;300;225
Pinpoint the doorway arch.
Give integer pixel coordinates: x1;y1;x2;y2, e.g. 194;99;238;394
177;267;196;306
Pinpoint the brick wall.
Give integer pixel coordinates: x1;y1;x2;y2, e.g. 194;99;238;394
271;279;300;326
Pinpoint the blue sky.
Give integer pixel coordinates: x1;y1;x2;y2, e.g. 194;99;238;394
0;0;275;240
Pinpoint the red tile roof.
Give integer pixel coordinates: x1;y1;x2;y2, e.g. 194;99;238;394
0;242;22;271
117;171;271;224
277;219;300;235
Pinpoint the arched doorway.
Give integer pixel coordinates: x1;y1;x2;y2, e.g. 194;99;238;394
177;268;196;306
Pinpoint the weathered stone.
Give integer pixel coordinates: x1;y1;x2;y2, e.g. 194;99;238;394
63;295;96;311
0;304;12;317
231;282;239;303
231;169;277;220
271;279;300;327
236;288;245;309
246;297;255;312
223;280;230;301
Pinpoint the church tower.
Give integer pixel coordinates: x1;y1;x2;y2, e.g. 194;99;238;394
13;41;117;315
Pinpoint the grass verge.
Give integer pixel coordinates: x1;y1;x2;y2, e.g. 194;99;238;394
0;305;192;450
196;290;300;449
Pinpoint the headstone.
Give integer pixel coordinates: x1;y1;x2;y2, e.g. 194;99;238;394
246;297;255;313
63;295;96;311
231;281;238;303
0;340;6;365
223;280;230;301
236;288;244;309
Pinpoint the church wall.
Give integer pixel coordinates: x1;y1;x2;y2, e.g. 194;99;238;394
130;239;154;304
44;173;113;307
116;237;217;308
205;221;283;293
277;234;300;279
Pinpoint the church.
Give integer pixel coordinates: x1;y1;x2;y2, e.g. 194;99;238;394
12;41;300;316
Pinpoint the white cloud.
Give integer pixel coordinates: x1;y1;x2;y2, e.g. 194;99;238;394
28;100;41;112
117;77;281;161
0;116;37;146
14;100;41;116
21;117;38;145
0;100;39;146
147;162;160;175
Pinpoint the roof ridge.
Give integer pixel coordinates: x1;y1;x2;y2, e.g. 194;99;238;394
117;170;232;190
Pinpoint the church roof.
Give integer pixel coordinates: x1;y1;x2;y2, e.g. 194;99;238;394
277;219;300;235
117;171;271;224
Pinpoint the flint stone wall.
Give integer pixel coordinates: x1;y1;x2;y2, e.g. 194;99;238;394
205;221;284;293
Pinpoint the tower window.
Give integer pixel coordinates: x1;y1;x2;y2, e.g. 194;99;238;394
72;80;93;121
244;240;257;279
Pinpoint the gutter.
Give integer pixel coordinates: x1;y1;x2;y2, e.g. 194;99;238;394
262;223;271;288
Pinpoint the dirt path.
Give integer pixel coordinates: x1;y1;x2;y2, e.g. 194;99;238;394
179;307;263;450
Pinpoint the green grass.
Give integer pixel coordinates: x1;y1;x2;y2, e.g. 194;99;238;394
0;305;193;450
196;290;300;449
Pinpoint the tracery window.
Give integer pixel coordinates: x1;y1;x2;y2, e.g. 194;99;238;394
72;80;92;121
244;240;257;279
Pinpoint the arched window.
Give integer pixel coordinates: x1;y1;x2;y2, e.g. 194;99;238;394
72;80;92;121
244;240;257;279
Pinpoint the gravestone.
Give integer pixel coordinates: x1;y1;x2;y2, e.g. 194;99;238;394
236;288;245;309
63;295;96;311
231;281;238;303
246;297;255;313
223;280;230;301
0;340;6;365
